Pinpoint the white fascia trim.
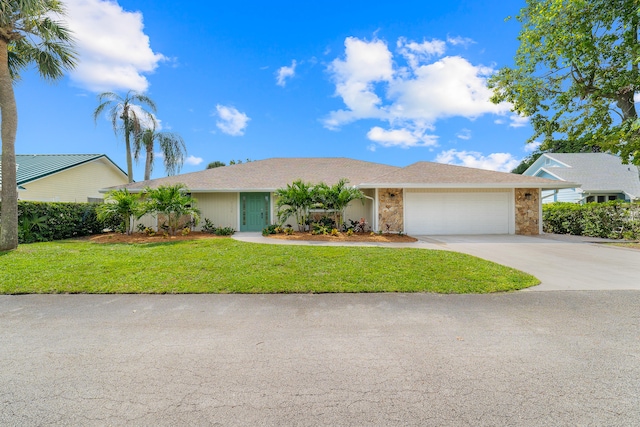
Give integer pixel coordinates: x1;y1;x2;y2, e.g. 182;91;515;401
116;188;277;194
543;154;572;168
358;182;580;190
535;167;565;181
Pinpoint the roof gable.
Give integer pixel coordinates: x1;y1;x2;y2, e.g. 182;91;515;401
0;154;127;186
532;153;640;197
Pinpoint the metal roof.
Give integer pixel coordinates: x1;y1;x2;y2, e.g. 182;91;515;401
0;154;127;186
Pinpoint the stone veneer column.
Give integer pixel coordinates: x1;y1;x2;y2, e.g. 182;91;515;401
515;188;540;235
378;188;404;233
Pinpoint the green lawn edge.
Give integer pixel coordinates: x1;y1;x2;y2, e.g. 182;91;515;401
0;238;539;294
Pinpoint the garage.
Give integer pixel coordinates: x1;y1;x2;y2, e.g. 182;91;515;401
404;190;513;235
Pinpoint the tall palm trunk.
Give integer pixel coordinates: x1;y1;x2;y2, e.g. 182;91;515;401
144;141;153;181
122;113;134;183
0;38;19;251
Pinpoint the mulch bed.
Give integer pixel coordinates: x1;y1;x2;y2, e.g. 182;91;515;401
79;232;229;244
77;231;418;244
267;231;417;243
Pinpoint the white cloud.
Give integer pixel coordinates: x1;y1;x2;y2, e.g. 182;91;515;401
276;60;297;87
214;105;250;136
127;104;161;130
185;155;203;166
387;56;508;121
435;149;520;172
324;36;512;149
325;37;394;129
447;35;476;47
523;140;542;153
456;128;471;140
397;37;446;69
65;0;165;92
509;113;529;128
367;126;438;148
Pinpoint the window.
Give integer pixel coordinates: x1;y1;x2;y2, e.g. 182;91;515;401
586;194;618;203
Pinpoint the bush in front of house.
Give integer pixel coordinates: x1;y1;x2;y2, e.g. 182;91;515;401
0;201;105;244
542;202;640;240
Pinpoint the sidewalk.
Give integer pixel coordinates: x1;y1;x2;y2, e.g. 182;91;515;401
231;232;443;249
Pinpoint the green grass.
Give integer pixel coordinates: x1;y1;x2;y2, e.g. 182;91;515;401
607;242;640;250
0;239;539;294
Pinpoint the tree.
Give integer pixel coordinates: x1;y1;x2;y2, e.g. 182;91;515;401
134;125;186;181
141;184;200;235
96;188;141;235
206;160;226;169
489;0;640;165
275;179;315;231
0;0;76;251
315;179;365;229
93;90;157;183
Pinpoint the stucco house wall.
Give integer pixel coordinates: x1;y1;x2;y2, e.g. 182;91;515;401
19;158;128;202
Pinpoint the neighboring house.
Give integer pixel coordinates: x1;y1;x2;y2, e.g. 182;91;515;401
522;153;640;204
0;154;128;203
109;157;573;236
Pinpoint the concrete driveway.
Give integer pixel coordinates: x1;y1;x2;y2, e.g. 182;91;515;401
416;234;640;291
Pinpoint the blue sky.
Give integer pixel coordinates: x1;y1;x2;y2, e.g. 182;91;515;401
16;0;538;181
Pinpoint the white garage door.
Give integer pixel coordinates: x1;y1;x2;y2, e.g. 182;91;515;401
405;191;511;235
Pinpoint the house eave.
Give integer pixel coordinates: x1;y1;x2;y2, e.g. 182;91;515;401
357;182;580;190
103;187;280;194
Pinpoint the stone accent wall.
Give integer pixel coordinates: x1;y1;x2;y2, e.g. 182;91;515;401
515;188;540;235
378;188;404;233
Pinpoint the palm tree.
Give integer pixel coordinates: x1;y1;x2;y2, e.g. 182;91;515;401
0;0;77;251
93;90;157;183
141;184;200;235
316;179;365;229
275;180;315;231
96;188;141;235
134;125;187;181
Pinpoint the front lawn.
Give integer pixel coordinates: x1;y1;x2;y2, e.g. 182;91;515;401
0;239;539;294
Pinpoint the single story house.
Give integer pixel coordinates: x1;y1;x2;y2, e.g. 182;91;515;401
0;154;128;203
523;153;640;204
109;157;574;235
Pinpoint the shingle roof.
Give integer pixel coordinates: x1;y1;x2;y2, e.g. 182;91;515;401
115;158;400;191
359;161;576;189
112;157;572;192
542;153;640;198
0;154;126;186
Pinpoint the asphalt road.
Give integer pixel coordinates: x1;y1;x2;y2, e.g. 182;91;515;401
1;292;639;426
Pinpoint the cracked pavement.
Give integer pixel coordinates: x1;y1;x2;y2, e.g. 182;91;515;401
1;292;639;426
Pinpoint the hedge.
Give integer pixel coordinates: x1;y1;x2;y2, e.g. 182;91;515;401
543;202;640;240
0;201;107;244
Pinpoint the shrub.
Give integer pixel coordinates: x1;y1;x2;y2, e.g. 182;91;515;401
201;218;235;236
214;226;235;236
262;224;280;236
1;201;105;244
542;201;640;239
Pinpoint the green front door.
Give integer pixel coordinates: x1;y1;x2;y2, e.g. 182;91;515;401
240;192;270;231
